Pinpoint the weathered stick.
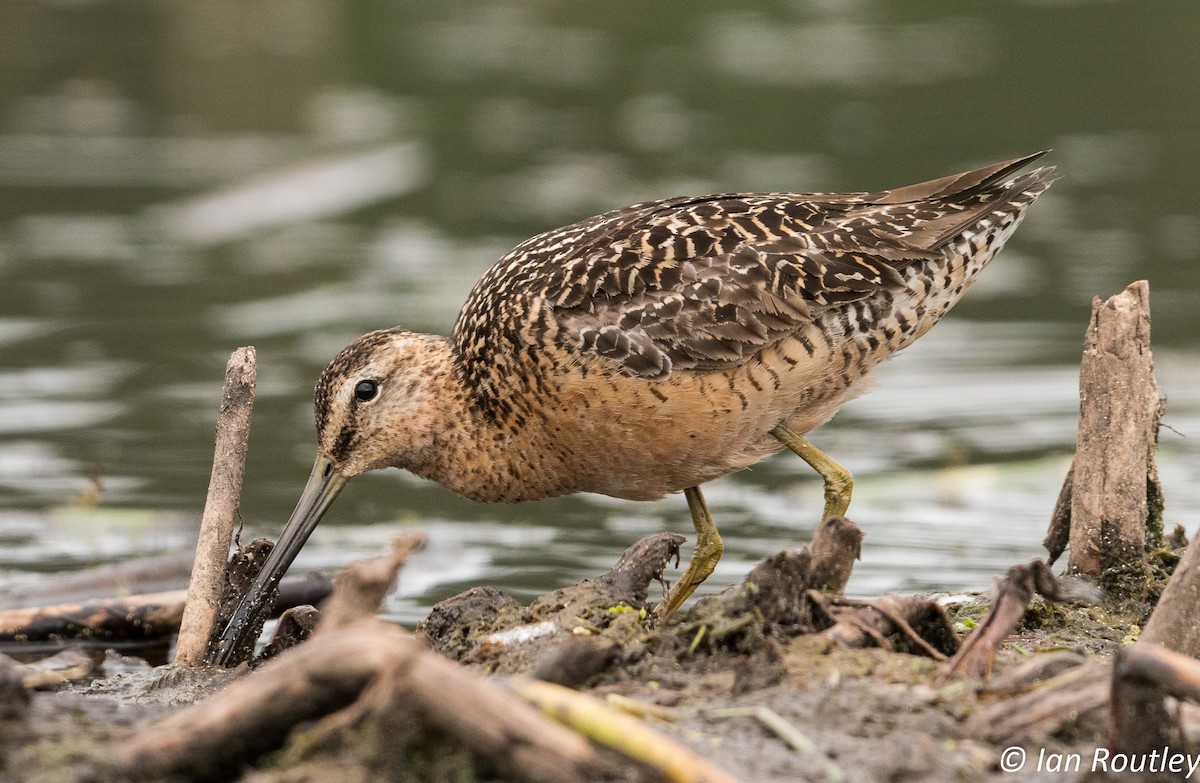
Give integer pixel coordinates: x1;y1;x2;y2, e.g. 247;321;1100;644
115;623;417;780
1067;281;1164;580
1;590;187;644
1043;462;1073;566
1142;530;1200;655
315;532;427;635
591;531;686;607
938;560;1100;683
0;575;331;643
175;347;256;666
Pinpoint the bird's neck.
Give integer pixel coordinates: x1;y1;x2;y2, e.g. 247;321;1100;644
398;338;555;503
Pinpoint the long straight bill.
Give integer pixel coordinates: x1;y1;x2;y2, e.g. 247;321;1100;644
212;454;348;665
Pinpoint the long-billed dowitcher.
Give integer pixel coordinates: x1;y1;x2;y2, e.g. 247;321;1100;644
215;152;1054;662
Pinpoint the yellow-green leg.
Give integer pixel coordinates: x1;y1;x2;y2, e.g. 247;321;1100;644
770;423;853;523
655;485;724;618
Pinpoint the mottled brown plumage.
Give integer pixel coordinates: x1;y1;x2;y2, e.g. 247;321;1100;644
215;153;1054;661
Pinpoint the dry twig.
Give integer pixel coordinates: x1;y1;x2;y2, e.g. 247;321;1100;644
938;560;1100;683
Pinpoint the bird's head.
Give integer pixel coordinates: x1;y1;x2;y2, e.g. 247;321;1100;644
214;328;446;663
312;328;448;479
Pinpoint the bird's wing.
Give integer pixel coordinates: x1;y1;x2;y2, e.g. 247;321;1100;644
546;200;922;379
455;153;1050;382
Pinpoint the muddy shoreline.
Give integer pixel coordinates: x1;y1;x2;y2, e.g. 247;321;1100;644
0;521;1174;783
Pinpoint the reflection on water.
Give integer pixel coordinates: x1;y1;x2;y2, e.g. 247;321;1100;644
2;1;1199;615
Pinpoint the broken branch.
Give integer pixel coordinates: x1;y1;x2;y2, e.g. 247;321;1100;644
175;347;256;666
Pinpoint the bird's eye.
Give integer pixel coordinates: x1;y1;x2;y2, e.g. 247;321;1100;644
354;380;379;403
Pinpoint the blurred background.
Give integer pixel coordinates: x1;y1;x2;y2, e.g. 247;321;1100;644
1;0;1198;621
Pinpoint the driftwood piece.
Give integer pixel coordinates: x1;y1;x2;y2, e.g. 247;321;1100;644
1109;643;1200;779
593;531;686;607
520;531;686;625
176;346;256;667
0;574;331;644
315;532;427;635
1066;281;1164;580
258;605;320;661
689;518;865;640
1142;527;1200;655
816;593;958;659
0;590;186;645
807;516;864;594
114;540;606;783
523;531;685;622
114;621;597;782
1044;462;1074;566
939;560;1101;683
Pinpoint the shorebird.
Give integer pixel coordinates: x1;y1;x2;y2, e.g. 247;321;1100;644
215;152;1053;662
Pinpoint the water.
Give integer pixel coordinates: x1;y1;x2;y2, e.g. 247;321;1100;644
2;1;1199;622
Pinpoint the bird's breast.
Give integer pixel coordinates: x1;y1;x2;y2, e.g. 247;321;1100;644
454;326;883;503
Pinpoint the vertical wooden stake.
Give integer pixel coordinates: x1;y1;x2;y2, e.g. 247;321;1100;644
1067;281;1163;582
174;347;257;666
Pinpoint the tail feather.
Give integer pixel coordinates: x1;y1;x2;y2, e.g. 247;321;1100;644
874;150;1051;205
828;154;1056;255
922;163;1056;251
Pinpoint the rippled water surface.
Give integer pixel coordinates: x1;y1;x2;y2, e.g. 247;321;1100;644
2;1;1199;620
